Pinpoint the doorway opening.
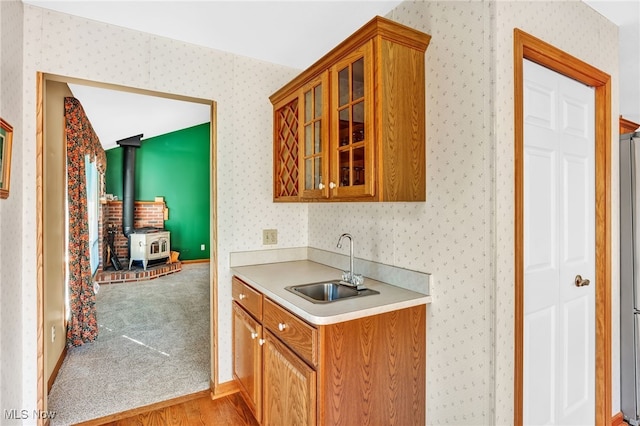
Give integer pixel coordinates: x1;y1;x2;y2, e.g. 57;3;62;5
513;29;612;424
35;72;219;423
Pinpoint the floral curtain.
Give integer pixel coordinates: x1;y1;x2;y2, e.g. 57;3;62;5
65;97;106;347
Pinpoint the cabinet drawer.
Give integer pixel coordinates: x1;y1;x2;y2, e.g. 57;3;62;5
232;276;263;320
263;298;318;367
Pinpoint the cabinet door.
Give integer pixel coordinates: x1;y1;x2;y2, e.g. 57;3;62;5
232;302;262;422
263;330;316;426
273;91;302;201
330;40;375;199
300;72;330;200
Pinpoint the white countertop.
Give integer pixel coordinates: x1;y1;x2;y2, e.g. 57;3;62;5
231;260;432;325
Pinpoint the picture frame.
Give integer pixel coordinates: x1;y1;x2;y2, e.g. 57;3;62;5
0;118;14;199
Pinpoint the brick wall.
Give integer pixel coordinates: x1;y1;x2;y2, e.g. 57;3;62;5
99;201;166;270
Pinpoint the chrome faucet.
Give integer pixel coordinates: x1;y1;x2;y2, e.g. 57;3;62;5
336;233;364;289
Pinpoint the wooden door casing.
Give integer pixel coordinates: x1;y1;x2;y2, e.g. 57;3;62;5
513;29;612;425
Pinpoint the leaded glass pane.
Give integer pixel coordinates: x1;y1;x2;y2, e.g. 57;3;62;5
353;147;365;186
339;150;350;186
314;121;321;153
304;90;312;122
305;158;312;190
338;67;349;106
314;157;322;189
314;85;322;119
305;124;312;156
352;58;364;100
339;108;349;146
353;101;364;142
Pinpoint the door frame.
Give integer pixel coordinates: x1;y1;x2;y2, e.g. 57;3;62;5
513;29;612;425
35;72;220;423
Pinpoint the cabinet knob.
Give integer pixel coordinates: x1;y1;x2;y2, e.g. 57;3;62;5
259;338;265;346
329;182;337;189
239;293;246;300
318;183;325;190
250;332;258;340
278;323;287;331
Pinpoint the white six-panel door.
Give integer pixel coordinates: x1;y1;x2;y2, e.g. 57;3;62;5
523;59;595;425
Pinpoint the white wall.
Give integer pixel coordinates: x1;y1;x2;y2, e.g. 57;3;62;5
308;0;620;423
311;1;496;423
0;0;621;423
493;1;620;423
620;17;640;124
1;3;308;416
0;0;25;419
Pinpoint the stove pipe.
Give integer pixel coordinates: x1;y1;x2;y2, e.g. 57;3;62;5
116;134;143;237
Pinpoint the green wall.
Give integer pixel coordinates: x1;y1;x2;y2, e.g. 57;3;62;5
105;123;210;261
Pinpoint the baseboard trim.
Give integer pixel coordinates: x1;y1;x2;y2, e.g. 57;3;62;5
211;379;239;399
181;259;210;264
47;346;67;394
74;389;210;426
612;412;627;426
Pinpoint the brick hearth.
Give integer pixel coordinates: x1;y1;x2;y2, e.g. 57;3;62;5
97;199;180;283
95;260;182;285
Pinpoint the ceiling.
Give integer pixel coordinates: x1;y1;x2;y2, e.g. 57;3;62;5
22;0;639;149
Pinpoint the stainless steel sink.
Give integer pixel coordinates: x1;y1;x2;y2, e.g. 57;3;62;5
286;281;379;304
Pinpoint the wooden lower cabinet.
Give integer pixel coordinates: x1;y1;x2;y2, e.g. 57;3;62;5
232;276;426;425
318;306;426;425
232;302;263;422
263;330;317;426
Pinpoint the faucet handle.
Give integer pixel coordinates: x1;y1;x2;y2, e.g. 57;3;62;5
352;274;364;286
341;271;351;282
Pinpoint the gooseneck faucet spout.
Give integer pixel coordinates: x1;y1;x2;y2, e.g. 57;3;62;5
336;233;364;289
336;233;354;283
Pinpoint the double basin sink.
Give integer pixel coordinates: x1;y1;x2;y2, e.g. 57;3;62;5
286;281;379;304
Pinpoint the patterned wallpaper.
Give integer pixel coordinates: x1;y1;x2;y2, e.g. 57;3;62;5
308;0;620;424
492;2;619;423
0;0;25;416
312;1;495;423
6;2;305;414
0;0;620;423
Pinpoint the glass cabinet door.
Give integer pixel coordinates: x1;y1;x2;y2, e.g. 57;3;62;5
330;41;374;198
300;72;329;199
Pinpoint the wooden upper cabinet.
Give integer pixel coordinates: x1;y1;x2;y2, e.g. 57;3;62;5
273;92;301;201
300;72;330;200
271;16;431;202
330;41;375;200
620;115;640;135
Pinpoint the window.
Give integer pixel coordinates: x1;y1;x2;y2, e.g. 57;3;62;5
85;155;99;275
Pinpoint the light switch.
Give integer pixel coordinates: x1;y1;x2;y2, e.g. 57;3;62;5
263;229;277;245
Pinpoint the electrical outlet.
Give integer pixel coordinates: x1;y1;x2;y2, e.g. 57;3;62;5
263;229;277;245
51;325;56;343
200;244;205;251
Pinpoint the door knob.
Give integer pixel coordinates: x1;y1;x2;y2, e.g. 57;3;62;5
329;182;336;189
575;275;590;287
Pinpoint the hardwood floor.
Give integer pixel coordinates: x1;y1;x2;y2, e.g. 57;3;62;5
75;391;259;426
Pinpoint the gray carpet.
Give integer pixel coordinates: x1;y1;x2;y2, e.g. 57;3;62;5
48;263;211;426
